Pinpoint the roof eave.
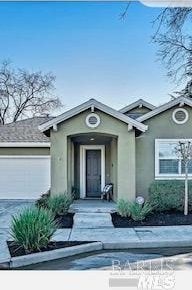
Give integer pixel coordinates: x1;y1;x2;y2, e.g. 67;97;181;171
137;96;192;122
119;99;156;114
39;99;148;133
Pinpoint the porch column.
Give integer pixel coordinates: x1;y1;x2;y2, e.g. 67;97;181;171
117;130;136;201
50;130;68;195
67;138;74;195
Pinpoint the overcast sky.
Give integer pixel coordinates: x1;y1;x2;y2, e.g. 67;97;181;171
0;2;182;112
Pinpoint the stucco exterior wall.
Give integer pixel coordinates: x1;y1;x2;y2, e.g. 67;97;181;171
0;147;50;155
50;108;136;201
136;104;192;198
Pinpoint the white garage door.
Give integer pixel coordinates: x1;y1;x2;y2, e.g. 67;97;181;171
0;156;50;199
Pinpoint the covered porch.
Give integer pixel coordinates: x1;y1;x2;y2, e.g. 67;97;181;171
69;133;117;201
42;99;148;202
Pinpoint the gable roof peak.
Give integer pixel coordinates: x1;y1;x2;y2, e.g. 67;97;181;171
119;98;155;114
137;96;192;122
39;98;148;133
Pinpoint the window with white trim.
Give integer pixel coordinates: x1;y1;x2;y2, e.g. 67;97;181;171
155;139;192;178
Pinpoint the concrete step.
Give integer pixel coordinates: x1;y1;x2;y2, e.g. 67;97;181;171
70;200;116;214
73;213;114;229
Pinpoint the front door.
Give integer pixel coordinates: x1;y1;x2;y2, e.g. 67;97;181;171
86;150;101;197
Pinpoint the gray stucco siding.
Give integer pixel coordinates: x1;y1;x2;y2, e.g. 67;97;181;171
136;104;192;198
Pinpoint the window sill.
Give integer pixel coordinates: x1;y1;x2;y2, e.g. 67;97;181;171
155;176;192;180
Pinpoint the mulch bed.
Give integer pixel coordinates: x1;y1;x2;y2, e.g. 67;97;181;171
55;213;74;228
111;211;192;227
7;241;92;258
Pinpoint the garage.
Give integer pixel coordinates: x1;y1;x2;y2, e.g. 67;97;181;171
0;156;50;199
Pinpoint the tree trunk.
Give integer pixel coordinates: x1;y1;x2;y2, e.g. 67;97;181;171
184;163;188;216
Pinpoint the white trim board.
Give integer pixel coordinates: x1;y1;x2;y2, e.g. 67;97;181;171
119;99;155;114
138;96;192;122
38;98;148;133
0;142;50;148
80;145;105;199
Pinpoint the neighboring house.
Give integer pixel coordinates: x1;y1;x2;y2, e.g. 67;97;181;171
0;96;192;200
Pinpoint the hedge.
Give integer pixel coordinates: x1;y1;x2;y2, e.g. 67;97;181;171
148;180;192;212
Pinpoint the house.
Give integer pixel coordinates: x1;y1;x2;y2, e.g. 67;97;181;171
0;96;192;201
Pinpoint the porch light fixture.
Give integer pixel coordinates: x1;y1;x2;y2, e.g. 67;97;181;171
90;138;95;141
86;113;100;128
136;196;145;205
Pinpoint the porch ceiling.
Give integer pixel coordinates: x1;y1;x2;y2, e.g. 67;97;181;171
71;133;115;145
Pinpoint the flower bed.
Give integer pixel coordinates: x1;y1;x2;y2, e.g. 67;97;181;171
111;211;192;228
8;241;92;258
55;213;74;228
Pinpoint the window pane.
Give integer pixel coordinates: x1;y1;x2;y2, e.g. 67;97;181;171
181;160;192;174
159;142;178;158
159;159;179;174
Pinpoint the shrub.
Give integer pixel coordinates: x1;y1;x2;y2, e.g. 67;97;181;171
149;180;192;212
117;199;153;221
47;194;73;216
128;202;153;221
117;199;130;217
10;207;57;253
72;186;80;200
35;190;50;209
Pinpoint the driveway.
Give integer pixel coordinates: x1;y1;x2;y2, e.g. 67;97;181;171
0;200;34;229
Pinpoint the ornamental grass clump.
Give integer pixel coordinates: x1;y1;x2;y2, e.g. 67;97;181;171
117;199;131;217
128;201;153;221
35;190;50;209
10;207;57;253
47;194;73;216
117;198;153;221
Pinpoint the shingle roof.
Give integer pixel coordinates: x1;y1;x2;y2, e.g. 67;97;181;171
0;117;53;142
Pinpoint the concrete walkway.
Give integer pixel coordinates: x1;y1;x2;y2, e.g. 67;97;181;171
70;199;116;213
73;213;114;229
1;199;192;267
71;200;115;229
53;225;192;249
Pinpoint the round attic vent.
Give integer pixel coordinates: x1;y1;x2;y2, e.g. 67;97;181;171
86;113;100;128
172;108;189;124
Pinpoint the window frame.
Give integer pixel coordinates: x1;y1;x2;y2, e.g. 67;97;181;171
172;108;189;125
155;139;192;180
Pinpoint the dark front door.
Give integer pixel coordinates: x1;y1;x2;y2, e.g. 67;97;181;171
86;150;101;197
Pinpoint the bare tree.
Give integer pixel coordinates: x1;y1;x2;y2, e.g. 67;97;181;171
0;61;62;124
175;141;192;215
153;8;192;85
